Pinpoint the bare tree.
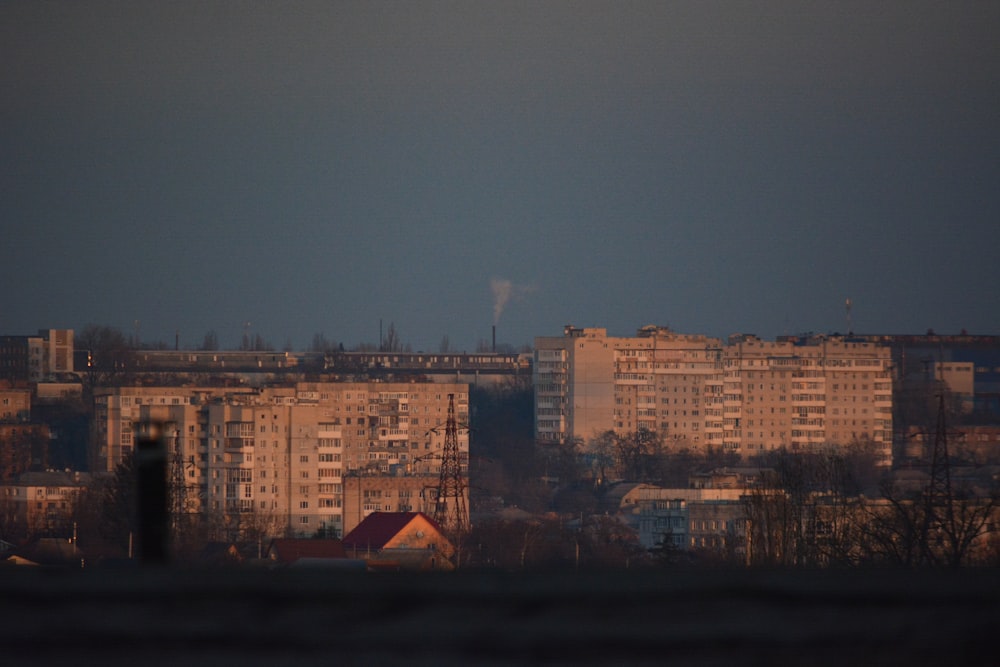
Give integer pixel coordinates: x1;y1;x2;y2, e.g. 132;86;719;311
310;332;337;354
587;430;617;486
200;330;219;351
100;453;138;553
380;322;404;352
613;428;661;482
78;324;134;387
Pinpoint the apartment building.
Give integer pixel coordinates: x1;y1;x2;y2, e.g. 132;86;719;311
534;326;893;463
534;325;723;445
0;384;31;422
726;334;893;460
0;471;92;536
341;473;444;536
93;382;469;538
0;329;74;384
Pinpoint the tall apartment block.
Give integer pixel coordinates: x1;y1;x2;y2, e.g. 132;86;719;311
535;325;723;445
93;382;469;537
534;326;893;464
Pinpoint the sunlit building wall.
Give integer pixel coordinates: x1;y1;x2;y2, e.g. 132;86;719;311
93;382;468;538
727;334;893;463
534;326;892;463
534;325;724;447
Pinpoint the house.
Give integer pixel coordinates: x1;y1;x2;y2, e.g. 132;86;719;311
265;538;349;568
341;512;454;571
6;537;84;567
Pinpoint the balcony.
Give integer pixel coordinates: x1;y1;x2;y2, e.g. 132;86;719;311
225;437;253;450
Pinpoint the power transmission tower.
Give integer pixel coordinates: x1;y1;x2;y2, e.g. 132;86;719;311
920;392;955;566
167;425;197;543
433;394;469;540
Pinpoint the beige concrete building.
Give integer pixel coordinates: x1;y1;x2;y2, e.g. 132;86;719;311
0;471;91;537
0;384;31;422
726;334;893;461
92;382;469;538
341;473;445;536
534;325;723;446
535;326;893;464
0;329;73;384
31;329;74;381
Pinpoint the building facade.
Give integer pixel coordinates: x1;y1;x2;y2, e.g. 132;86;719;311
0;329;74;384
0;471;91;537
535;326;893;463
0;384;31;422
92;382;469;538
341;472;448;537
534;325;723;446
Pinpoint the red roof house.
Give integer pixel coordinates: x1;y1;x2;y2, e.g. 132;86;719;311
341;512;454;570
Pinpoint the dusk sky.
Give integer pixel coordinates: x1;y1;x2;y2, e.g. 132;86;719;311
3;2;998;352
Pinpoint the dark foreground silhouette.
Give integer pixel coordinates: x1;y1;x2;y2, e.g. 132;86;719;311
1;565;996;666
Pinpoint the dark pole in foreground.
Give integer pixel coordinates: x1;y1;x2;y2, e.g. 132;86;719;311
136;421;169;564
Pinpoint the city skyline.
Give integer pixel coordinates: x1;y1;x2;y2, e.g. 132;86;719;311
3;2;999;352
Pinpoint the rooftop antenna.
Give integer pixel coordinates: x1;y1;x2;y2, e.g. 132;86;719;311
845;297;853;335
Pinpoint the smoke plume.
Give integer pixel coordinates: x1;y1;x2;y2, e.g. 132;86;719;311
491;277;535;325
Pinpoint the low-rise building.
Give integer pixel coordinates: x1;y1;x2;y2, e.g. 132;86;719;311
0;470;92;537
341;511;454;570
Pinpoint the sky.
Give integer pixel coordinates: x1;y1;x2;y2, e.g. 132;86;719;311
2;2;998;352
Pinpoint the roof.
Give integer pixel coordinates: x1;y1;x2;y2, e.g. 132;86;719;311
10;471;92;487
10;538;84;566
341;512;441;551
265;539;346;564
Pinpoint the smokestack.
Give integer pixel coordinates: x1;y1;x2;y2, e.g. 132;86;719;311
492;325;496;353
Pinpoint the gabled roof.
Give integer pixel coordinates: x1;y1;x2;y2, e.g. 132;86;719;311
341;512;442;551
266;539;346;564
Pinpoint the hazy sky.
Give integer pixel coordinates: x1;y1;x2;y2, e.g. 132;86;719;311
3;2;998;351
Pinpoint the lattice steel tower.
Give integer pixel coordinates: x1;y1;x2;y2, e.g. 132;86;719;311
433;393;469;537
920;392;955;566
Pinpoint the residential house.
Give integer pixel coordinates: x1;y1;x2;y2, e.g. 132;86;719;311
341;511;454;570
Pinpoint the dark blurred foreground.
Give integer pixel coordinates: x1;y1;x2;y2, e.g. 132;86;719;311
1;566;997;666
